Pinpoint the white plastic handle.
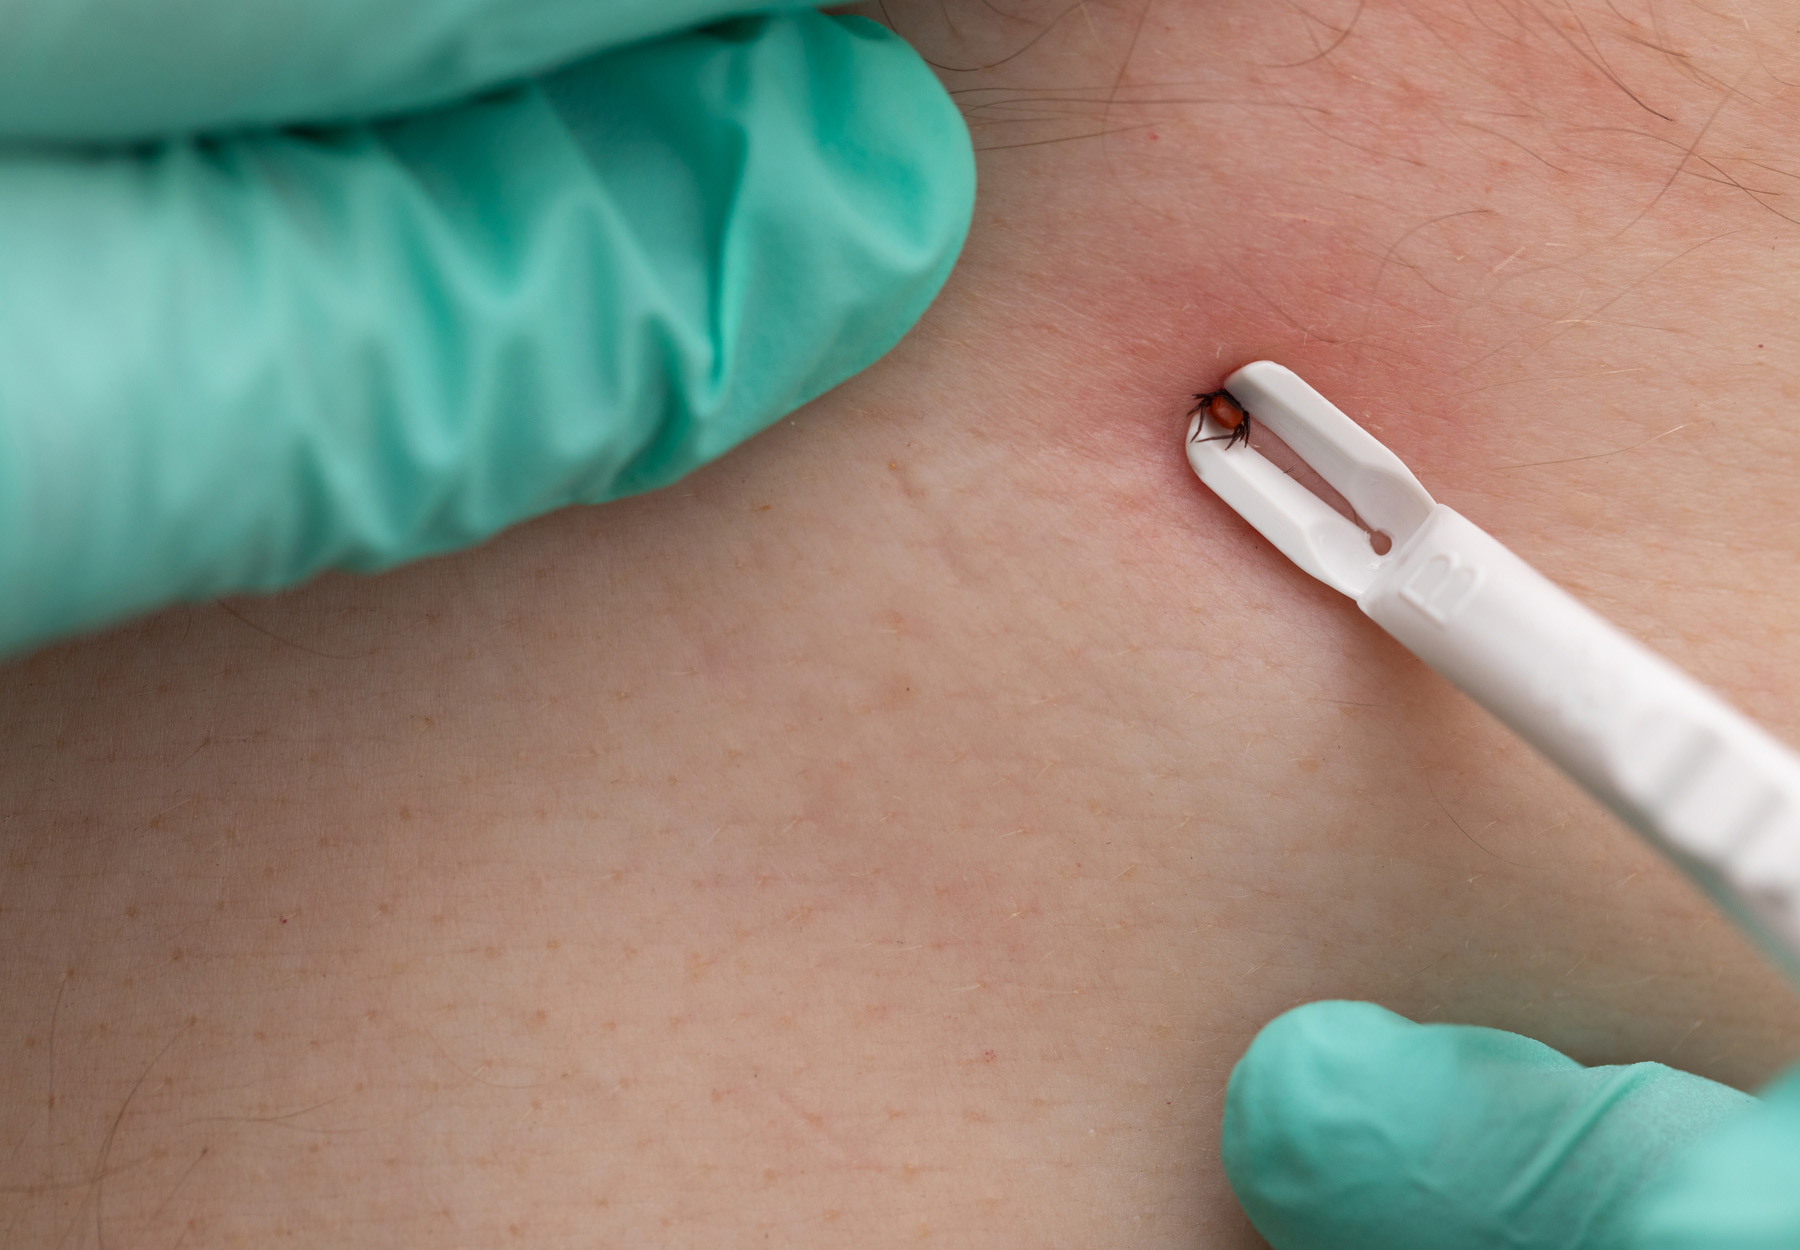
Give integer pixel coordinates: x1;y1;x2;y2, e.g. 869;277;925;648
1363;505;1800;973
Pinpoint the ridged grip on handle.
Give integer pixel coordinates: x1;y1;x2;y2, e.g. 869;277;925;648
1361;505;1800;975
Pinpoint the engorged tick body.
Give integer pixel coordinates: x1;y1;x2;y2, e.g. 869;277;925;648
1188;389;1252;450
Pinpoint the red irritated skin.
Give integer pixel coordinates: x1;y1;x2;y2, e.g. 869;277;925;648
7;3;1800;1249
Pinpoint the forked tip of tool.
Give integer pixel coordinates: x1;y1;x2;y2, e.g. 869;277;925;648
1184;362;1435;598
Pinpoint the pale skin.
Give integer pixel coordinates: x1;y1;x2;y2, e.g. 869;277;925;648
6;1;1800;1245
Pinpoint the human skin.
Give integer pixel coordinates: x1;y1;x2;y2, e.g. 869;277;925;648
7;0;1800;1245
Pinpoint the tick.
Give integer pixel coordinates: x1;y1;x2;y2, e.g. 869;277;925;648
1188;390;1252;450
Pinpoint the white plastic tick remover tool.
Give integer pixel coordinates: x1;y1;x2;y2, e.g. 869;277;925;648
1188;360;1800;977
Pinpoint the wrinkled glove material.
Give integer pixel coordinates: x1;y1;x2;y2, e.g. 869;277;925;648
0;11;975;655
0;0;831;140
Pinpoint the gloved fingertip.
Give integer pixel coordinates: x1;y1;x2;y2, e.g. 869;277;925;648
537;9;975;500
1221;1000;1751;1250
1222;1000;1488;1250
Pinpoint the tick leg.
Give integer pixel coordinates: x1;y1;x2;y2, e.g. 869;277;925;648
1191;415;1254;448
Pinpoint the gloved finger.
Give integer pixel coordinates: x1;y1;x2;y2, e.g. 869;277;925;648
1221;1000;1754;1250
1632;1065;1800;1248
0;12;974;657
0;0;829;141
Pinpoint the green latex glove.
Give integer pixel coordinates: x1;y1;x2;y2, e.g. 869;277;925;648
1221;999;1800;1249
0;2;975;655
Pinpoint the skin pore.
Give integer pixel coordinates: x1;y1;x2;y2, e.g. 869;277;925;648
7;1;1800;1245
